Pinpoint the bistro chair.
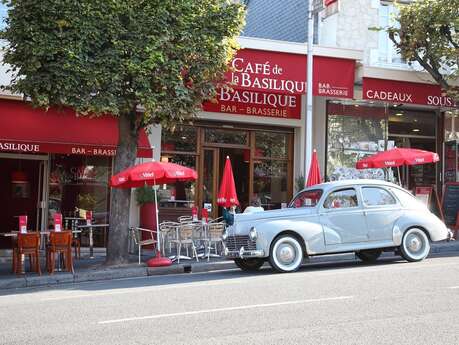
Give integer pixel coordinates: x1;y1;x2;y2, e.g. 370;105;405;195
158;222;180;256
178;215;193;223
46;230;74;274
129;227;158;264
64;217;84;259
205;221;226;261
169;222;200;263
14;232;41;275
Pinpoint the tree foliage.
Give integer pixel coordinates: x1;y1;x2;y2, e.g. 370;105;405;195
386;0;459;103
1;0;245;125
1;0;245;265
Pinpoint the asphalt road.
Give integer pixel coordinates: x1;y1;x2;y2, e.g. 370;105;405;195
1;254;459;345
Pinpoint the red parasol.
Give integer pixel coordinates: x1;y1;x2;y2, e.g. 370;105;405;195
356;148;439;169
217;156;239;208
110;160;198;267
111;161;198;188
306;149;322;187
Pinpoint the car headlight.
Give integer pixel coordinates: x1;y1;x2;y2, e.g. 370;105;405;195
249;227;257;241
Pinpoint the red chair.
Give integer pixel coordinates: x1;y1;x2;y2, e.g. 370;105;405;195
14;232;41;275
46;231;74;274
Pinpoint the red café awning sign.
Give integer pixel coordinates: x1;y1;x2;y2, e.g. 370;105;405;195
363;77;456;107
0;99;152;157
202;49;356;119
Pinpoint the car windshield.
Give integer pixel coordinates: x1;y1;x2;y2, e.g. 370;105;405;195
288;189;323;208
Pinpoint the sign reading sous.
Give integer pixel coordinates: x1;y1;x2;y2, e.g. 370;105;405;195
363;77;456;107
202;49;355;119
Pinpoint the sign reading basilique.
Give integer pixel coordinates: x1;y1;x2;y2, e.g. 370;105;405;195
202;88;302;119
203;49;355;119
363;77;456;107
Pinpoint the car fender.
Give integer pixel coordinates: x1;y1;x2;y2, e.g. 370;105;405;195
255;217;325;255
393;210;449;245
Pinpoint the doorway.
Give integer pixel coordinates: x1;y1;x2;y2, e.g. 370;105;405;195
0;154;48;248
388;108;437;191
201;147;250;218
389;136;437;189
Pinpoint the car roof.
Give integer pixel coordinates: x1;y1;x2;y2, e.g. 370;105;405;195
299;179;404;194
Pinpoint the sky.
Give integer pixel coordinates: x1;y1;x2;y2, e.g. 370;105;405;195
0;4;6;29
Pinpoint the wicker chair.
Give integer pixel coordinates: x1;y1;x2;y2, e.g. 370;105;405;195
205;222;226;261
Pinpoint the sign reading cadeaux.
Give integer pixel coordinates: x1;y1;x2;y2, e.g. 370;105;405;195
363;77;456;107
202;49;355;119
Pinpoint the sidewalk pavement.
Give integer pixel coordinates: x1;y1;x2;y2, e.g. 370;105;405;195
0;240;457;291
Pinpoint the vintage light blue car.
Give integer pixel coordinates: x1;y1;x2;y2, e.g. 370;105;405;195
223;180;452;273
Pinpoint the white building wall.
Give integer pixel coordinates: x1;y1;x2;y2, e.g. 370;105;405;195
320;0;379;66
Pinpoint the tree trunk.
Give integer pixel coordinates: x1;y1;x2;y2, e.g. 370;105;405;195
106;112;139;266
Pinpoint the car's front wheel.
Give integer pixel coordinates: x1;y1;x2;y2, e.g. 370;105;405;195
269;235;304;273
400;228;430;262
234;258;264;272
355;249;382;263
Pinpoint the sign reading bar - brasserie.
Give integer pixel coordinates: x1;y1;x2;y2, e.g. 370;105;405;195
0;140;118;156
363;77;456;107
203;49;355;119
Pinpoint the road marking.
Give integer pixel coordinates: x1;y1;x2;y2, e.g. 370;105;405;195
39;280;244;302
98;295;353;324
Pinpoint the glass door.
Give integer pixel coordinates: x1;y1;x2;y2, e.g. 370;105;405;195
37;159;50;232
201;148;219;218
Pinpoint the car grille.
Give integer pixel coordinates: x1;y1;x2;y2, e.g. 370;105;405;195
224;235;256;251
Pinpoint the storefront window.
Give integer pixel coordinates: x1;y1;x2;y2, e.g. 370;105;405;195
254;159;288;210
161;125;197;152
444;110;459;141
160;125;197;208
48;155;111;225
255;132;288;158
205;128;248;145
327;103;387;181
388;109;436;137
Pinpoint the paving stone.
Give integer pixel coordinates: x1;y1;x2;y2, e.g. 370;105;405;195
0;276;27;290
26;273;74;287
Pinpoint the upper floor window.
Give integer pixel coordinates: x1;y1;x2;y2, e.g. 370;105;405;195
377;3;405;67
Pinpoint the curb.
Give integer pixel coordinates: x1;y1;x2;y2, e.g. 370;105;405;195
1;242;457;291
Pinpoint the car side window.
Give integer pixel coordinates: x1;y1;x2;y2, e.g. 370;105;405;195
289;189;323;208
323;188;358;209
362;187;396;206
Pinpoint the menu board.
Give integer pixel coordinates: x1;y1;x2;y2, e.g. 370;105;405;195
415;187;432;207
442;183;459;225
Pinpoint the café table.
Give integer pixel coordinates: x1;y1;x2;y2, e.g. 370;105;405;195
76;224;109;258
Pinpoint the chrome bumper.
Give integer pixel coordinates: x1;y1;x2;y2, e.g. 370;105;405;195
224;247;265;259
447;229;455;242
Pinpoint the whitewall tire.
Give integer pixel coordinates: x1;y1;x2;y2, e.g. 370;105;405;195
269;235;303;273
401;228;430;262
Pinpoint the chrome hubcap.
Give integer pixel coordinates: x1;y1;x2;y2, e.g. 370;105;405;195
408;235;422;252
278;244;295;264
272;236;303;272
